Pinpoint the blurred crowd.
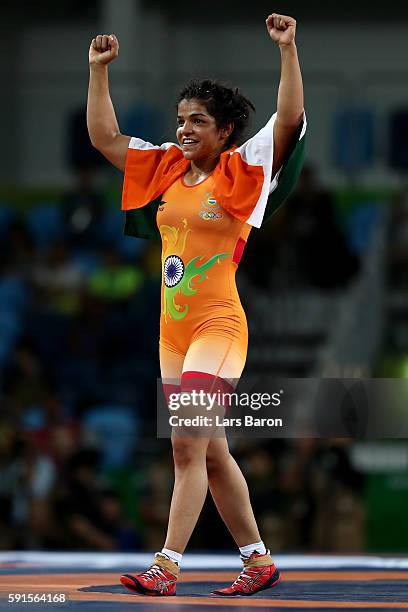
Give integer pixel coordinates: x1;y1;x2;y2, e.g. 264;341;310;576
243;165;359;291
0;139;377;553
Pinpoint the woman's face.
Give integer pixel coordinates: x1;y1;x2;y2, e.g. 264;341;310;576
176;98;232;161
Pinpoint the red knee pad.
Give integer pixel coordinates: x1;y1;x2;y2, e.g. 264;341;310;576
181;371;235;409
162;383;181;405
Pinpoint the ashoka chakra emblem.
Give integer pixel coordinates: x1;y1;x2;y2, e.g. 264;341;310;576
164;255;184;288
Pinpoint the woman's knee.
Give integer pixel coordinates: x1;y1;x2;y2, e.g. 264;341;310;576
206;443;231;477
171;436;208;468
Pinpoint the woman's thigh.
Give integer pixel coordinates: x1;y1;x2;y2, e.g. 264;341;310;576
160;336;246;438
182;335;247;383
159;344;184;405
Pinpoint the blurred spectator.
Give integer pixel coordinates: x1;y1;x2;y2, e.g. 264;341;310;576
63;106;106;249
81;403;139;468
88;248;143;302
2;340;51;420
139;448;174;550
388;191;408;288
31;240;85;314
61;167;105;249
56;447;140;550
0;423;18;548
242;164;359;290
279;439;364;551
1;219;35;277
239;443;285;551
47;423;81;472
0;433;57;548
66;106;104;173
282;165;360;288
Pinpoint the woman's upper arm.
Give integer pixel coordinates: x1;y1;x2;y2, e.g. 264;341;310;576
100;134;131;172
272;115;303;178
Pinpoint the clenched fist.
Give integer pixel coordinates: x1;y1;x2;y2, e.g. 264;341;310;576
266;14;296;46
89;34;119;65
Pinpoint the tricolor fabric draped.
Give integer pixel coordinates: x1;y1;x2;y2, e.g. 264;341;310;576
122;112;306;240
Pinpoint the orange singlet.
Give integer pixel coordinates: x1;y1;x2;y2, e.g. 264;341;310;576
158;174;251;383
121;112;307;387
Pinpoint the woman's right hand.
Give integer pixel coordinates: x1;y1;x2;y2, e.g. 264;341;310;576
89;34;119;65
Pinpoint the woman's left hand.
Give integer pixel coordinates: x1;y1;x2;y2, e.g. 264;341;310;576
266;13;296;46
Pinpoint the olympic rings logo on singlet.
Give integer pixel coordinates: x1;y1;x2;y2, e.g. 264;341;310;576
199;210;223;220
199;195;224;221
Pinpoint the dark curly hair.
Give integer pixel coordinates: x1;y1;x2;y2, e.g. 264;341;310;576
177;79;256;148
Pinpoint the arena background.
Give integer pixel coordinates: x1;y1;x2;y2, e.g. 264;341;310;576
1;0;408;557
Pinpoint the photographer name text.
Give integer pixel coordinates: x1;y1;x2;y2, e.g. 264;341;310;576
169;415;283;428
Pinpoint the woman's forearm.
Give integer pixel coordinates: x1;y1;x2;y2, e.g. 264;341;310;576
87;63;121;150
276;42;304;127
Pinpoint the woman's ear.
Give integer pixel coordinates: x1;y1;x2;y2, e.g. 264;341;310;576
220;122;234;141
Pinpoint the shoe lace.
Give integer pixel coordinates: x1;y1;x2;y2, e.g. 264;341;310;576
232;565;259;587
140;564;168;580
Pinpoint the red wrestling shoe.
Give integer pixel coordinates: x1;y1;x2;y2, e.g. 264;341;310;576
120;553;179;596
211;550;281;596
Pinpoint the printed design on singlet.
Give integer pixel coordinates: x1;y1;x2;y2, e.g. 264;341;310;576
159;219;229;322
163;255;184;288
199;192;224;221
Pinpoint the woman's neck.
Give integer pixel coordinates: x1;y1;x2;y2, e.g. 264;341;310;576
184;157;219;184
191;156;219;175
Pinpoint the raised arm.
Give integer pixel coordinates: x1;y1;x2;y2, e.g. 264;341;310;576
266;14;304;177
87;34;130;171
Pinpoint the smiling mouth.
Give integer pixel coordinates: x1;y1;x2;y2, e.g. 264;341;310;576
182;141;198;146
